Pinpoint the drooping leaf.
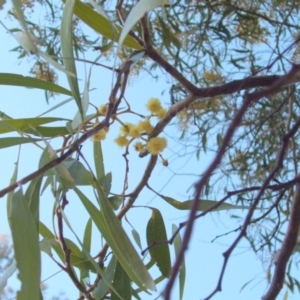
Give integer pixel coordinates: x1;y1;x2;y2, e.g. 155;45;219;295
0;73;72;96
118;0;168;48
39;145;75;189
95;185;156;291
0;117;69;134
74;187;156;292
93;255;117;299
81;218;92;281
157;193;250;211
111;260;132;300
39;222;95;272
67;0;141;49
132;229;142;250
25;176;42;231
0;137;41;149
0;261;17;294
172;224;185;300
146;208;171;278
60;209;123;298
61;0;82;116
63;158;93;186
103;172;112;192
8;189;41;300
108;195;123;210
94;141;105;183
71;68;91;129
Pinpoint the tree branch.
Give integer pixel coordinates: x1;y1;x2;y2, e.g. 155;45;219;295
262;183;300;300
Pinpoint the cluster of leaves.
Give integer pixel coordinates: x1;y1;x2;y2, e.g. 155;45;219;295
1;0;300;299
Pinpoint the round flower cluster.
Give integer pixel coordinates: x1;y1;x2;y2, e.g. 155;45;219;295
114;98;168;155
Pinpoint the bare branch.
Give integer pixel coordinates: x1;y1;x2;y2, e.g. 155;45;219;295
262;184;300;300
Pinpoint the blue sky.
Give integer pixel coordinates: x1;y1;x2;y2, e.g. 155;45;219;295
0;5;295;300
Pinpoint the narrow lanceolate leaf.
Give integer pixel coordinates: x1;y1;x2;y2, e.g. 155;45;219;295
39;222;95;272
63;158;93;186
25;176;43;231
0;260;17;294
74;187;156;292
111;260;132;300
39;145;75;189
0;137;41;149
118;0;168;48
81;218;92;280
0;117;69;134
172;224;185;300
60;210;123;298
94;141;105;183
0;73;72;96
96;186;156;291
8;189;41;300
61;0;83;116
132;229;142;250
71;68;91;129
146;208;171;278
93;255;117;299
158;194;251;211
67;0;141;49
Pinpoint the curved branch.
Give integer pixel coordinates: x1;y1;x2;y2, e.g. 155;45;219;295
262;183;300;300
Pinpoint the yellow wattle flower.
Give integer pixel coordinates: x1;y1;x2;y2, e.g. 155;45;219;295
115;135;130;147
138;118;153;134
146;98;162;113
147;137;167;155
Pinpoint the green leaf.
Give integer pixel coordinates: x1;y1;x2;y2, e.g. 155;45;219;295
96;185;156;291
132;229;142;250
25;176;42;231
0;117;69;134
81;218;92;280
172;224;185;300
39;145;75;189
118;0;168;48
7;152;19;225
61;0;82;116
103;172;112;192
0;73;72;96
74;187;156;292
0;261;17;294
39;222;96;272
64;158;93;186
8;189;41;300
83;220;92;253
60;209;122;298
69;0;141;49
0;137;41;149
71;70;90;129
93;255;117;299
94;141;105;183
111;260;132;300
108;195;123;210
31;126;70;137
157;193;251;211
146;208;171;278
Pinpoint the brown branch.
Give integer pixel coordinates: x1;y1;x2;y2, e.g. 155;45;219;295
56;202;92;299
163;64;300;300
140;16;199;94
203;114;300;300
262;183;300;300
117;155;158;220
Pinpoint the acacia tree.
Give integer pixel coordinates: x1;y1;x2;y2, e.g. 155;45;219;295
1;0;300;299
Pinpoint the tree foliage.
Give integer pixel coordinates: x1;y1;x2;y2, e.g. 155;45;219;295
1;0;300;299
